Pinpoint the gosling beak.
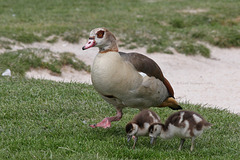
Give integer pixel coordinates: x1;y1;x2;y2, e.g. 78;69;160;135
82;38;96;50
150;137;156;145
127;135;132;142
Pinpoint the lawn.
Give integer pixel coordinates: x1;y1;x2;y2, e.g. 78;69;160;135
0;0;240;56
0;77;239;159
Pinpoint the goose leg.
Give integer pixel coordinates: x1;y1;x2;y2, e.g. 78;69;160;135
90;108;122;128
178;138;185;151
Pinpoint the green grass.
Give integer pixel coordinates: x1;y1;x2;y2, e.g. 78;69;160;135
176;42;210;57
0;49;90;76
0;77;239;159
0;0;239;56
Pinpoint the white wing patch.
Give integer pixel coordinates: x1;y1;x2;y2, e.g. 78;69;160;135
139;72;147;77
156;114;161;122
149;111;160;123
193;114;203;123
179;112;185;123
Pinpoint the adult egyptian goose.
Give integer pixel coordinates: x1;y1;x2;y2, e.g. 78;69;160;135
126;109;161;149
149;110;212;151
82;28;182;128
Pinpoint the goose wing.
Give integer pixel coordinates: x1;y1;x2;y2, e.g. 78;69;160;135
119;52;174;97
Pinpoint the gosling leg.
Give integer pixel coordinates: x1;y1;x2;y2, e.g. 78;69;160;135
190;137;195;151
178;138;185;151
132;136;138;149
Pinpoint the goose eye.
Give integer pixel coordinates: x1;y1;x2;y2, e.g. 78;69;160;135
97;30;104;38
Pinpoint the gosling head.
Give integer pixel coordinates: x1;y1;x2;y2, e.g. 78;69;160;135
148;123;163;144
125;123;139;142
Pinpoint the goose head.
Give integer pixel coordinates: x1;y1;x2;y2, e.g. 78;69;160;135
149;123;162;144
82;28;118;53
125;123;139;142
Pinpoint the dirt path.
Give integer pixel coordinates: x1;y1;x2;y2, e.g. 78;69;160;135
3;39;239;114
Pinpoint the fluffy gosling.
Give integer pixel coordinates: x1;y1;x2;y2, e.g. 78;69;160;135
149;110;212;151
126;109;161;149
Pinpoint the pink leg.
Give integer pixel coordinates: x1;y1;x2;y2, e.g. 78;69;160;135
90;109;122;128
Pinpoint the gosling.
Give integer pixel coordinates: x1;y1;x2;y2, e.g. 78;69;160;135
126;109;161;149
149;110;212;151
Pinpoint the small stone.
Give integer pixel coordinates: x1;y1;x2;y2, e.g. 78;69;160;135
2;69;11;77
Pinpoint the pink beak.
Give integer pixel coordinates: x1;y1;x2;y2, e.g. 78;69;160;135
82;39;96;50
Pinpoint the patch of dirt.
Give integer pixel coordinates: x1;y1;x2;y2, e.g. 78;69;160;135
180;8;208;14
26;66;91;83
2;38;240;114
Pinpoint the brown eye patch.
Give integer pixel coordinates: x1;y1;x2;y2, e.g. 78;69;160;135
97;30;105;38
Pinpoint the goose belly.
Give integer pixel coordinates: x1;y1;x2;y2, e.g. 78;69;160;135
102;77;169;109
123;76;169;108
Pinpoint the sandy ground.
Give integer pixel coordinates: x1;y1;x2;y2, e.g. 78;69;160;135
1;39;239;114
